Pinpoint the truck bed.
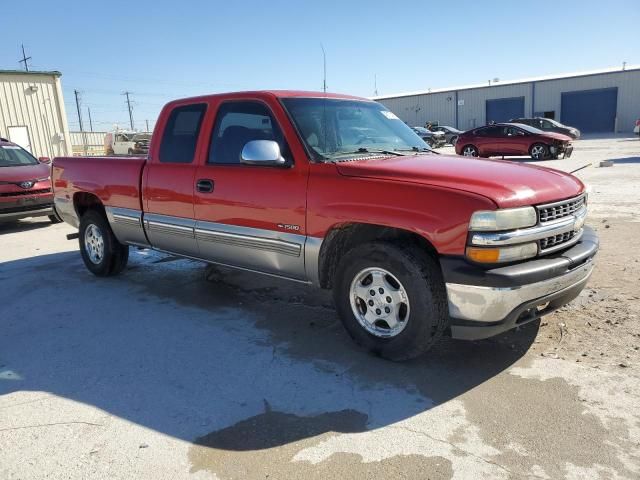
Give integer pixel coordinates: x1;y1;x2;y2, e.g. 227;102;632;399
52;156;147;224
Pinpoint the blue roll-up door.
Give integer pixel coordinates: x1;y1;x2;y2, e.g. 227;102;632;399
561;88;618;133
486;96;525;124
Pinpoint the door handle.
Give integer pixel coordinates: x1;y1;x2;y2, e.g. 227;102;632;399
196;179;214;193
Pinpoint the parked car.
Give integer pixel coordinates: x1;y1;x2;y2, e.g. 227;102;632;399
0;138;60;223
455;123;573;160
105;131;152;155
634;119;640;136
411;126;446;148
510;117;580;139
430;125;463;145
52;91;597;361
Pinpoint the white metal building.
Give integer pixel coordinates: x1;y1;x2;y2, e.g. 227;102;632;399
0;70;72;158
374;65;640;133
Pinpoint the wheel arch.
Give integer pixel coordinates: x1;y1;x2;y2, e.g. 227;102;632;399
73;191;105;219
316;222;440;289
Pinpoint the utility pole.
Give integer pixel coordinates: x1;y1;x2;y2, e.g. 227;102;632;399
74;90;87;154
123;91;134;130
145;119;149;132
374;74;378;97
320;44;327;93
19;44;32;72
87;107;93;132
74;90;84;132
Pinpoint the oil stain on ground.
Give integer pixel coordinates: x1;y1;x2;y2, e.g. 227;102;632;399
189;402;452;480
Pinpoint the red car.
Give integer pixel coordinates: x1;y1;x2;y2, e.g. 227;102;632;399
52;91;597;360
455;123;573;160
0;138;60;224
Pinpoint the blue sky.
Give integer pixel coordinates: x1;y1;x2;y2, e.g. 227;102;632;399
2;0;638;132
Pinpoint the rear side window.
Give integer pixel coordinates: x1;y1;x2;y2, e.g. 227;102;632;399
208;101;288;165
159;103;206;163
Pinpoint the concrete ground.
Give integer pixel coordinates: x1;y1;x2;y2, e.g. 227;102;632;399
1;136;639;479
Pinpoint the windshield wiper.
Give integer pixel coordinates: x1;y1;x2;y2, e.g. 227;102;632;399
396;146;440;155
329;148;409;159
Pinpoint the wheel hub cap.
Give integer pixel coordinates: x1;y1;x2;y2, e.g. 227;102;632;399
84;224;105;264
349;267;410;338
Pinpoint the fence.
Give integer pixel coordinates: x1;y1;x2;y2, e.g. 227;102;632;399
70;131;107;156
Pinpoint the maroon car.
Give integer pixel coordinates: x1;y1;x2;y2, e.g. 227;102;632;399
455;123;573;160
0;138;60;223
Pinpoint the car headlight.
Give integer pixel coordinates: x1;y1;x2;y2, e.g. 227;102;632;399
468;207;537;231
466;242;538;264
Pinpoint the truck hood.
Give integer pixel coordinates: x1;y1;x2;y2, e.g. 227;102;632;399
0;163;51;182
335;154;584;208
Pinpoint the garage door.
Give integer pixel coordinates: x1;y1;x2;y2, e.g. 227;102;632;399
485;97;525;124
561;88;618;133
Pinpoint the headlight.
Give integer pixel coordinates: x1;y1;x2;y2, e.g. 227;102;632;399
466;242;538;264
469;207;537;231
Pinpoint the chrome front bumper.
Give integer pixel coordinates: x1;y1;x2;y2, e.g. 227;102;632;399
443;225;598;340
447;259;593;323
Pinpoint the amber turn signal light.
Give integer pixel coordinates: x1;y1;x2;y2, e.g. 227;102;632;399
466;247;501;263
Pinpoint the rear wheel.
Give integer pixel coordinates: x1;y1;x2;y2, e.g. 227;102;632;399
462;145;478;157
79;210;129;276
333;242;448;361
530;143;548;160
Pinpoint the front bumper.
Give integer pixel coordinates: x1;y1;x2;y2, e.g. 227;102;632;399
443;225;598;340
0;196;53;222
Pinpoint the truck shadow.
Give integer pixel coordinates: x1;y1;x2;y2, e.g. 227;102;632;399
0;249;537;451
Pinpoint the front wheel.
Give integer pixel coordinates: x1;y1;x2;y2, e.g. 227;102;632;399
462;145;479;157
449;135;458;146
48;213;63;224
79;210;129;276
530;143;548;160
333;242;448;361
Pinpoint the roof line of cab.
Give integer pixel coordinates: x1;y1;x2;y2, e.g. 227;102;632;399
162;90;372;106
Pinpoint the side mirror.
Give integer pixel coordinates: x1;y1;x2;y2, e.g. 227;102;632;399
39;157;51;164
240;140;286;167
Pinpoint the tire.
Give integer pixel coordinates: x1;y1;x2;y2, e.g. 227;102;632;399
127;148;134;155
530;143;548;160
79;210;129;277
48;214;63;224
333;242;448;361
427;138;434;148
449;135;458;146
462;145;478;157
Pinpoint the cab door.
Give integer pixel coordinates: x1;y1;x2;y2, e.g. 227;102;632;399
192;98;309;280
142;102;207;257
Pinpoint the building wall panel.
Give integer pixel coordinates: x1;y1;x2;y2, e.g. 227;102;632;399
0;72;72;158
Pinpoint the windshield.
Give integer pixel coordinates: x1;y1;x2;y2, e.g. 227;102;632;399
133;134;151;141
545;118;566;128
412;127;430;134
507;123;545;135
281;98;430;160
0;145;39;167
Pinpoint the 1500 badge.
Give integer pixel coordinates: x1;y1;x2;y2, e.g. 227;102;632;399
277;223;300;231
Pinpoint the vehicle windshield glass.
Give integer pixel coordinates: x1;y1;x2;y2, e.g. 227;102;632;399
508;123;544;134
0;145;39;167
545;118;565;128
281;98;430;160
133;134;151;141
412;127;430;134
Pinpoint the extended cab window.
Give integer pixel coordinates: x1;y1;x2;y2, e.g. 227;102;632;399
208;102;287;165
159;103;206;163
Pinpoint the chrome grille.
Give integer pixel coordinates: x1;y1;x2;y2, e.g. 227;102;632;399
537;195;586;223
540;230;578;251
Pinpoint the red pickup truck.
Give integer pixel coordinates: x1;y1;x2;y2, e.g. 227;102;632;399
52;91;598;360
